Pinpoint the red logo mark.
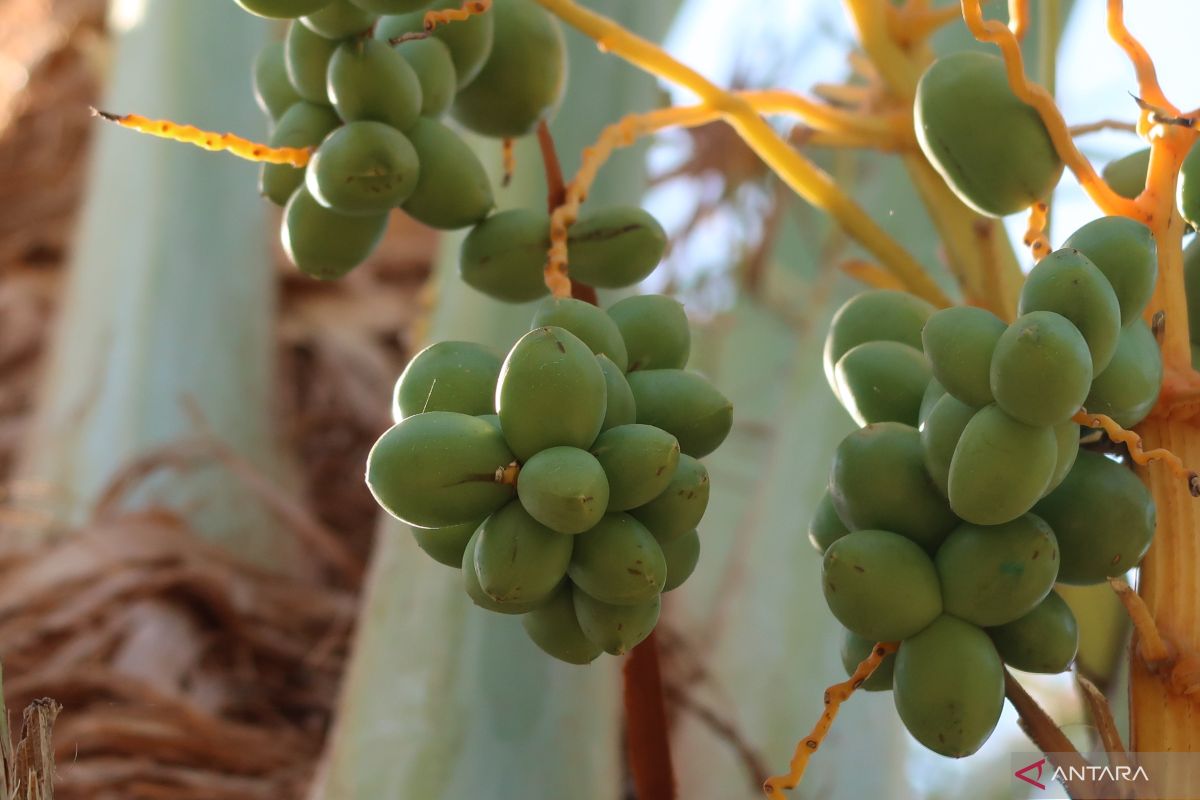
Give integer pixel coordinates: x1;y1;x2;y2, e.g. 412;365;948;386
1015;758;1047;790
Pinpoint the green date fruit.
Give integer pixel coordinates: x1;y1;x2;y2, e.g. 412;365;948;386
396;38;457;117
921;306;1005;408
607;294;691;371
376;0;495;89
829;423;957;551
1018;248;1121;373
284;21;338;104
366;410;515;528
947;404;1057;526
236;0;333;20
259;102;340;206
516;446;609;534
306;122;420;214
452;0;566;137
626;370;733;459
936;514;1059;627
401;117;494;229
918;378;946;426
281;186;388;278
253;42;303;122
597;355;636;432
824;290;934;392
987;590;1078;674
915;51;1062;217
1085;320;1162;428
391;340;501;420
990;311;1092;426
459;208;552;302
893;615;1004;757
822;529;942;642
351;0;431;13
919;393;976;498
573;590;660;655
567;207;667;289
590;424;680;511
532;297;629;371
1063;216;1157;327
411;518;478;568
833;340;930;427
327;38;422;131
631;455;710;543
840;629;896;692
496;326;607;461
473;501;572;606
301;0;375;38
659;529;700;592
807;490;850;554
1034;450;1156;584
568;513;666;606
522;583;603;664
1102;148;1149;201
1047;419;1080;495
461;527;542;614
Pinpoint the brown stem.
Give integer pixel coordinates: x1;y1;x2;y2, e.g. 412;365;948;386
623;631;676;800
1005;669;1104;799
535;119;598;304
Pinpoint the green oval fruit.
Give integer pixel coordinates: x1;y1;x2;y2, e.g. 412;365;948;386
411;518;479;567
1085;320;1161;428
477;413;501;429
833;341;930;427
284;21;338;104
1180;141;1200;230
474;501;572;605
401;117;493;229
568;514;665;605
824;290;935;392
915;51;1062;217
396;37;457;117
829;423;957;551
532;297;629;371
822;529;942;641
516;446;610;534
522;583;602;664
1034;450;1156;584
920;393;976;498
496;326;607;461
1063;216;1157;327
301;0;375;38
840;629;896;692
366;410;515;528
936;514;1059;627
327;38;422;131
807;490;850;554
1047;419;1080;495
259;102;341;206
921;306;1005;408
461;527;542;614
626;370;732;459
459;208;551;302
392;340;502;420
607;295;690;371
253;42;303;122
376;0;494;89
631;455;710;543
350;0;430;13
1103;148;1150;200
281;186;388;278
597;355;636;432
1018;248;1122;373
990;311;1092;426
947;404;1056;526
893;615;1004;757
236;0;332;19
573;590;659;655
567;207;667;289
918;378;946;426
590;424;680;512
452;0;566;137
306;122;420;214
659;529;700;592
988;590;1078;673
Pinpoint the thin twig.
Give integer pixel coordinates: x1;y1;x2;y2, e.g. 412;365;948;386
1005;669;1101;799
1109;576;1172;664
662;684;769;794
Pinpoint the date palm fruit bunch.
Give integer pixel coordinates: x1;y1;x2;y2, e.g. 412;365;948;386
366;293;733;664
238;0;565;278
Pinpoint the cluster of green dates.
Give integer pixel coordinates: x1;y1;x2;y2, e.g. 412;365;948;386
366;293;733;663
238;0;568;277
811;214;1163;758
